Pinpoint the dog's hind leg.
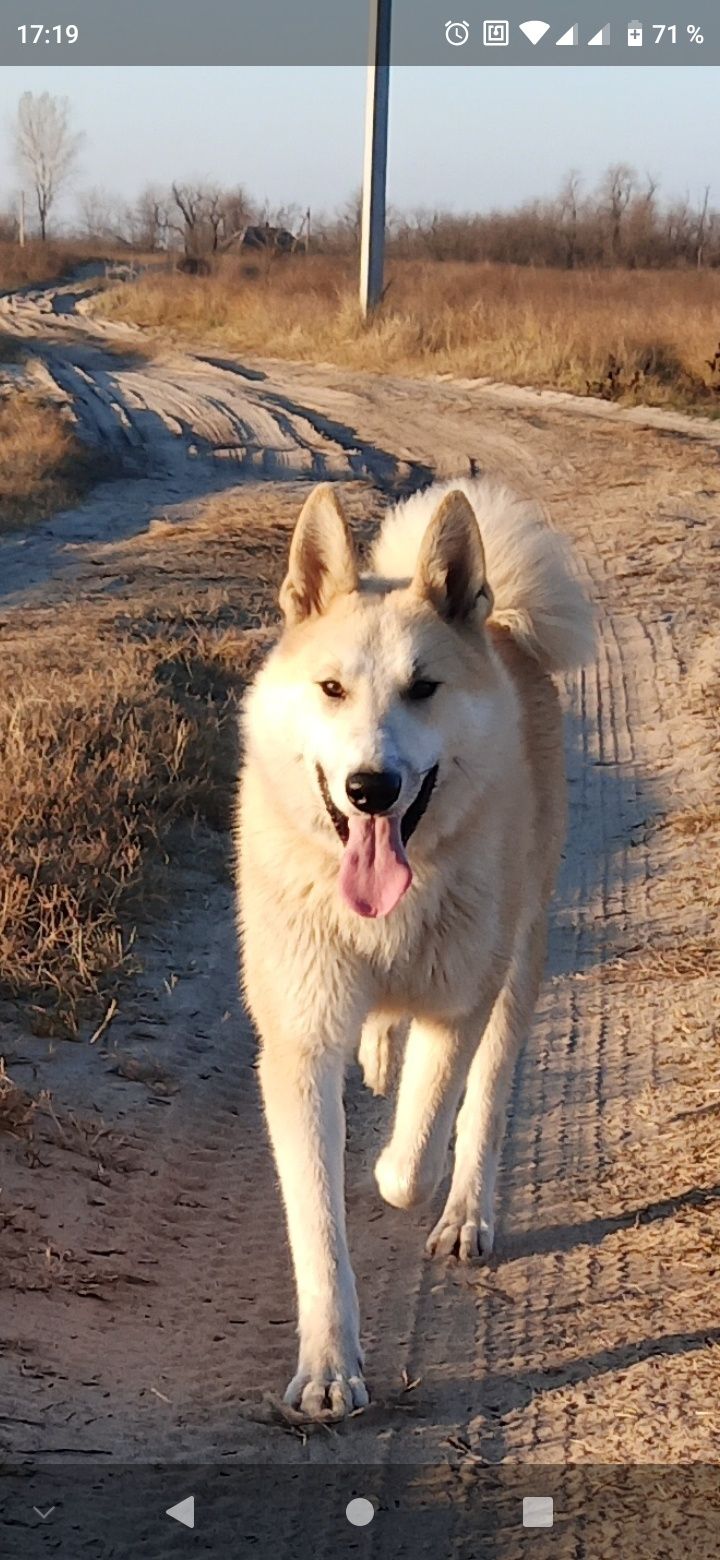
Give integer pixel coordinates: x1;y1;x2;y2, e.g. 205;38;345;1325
426;912;548;1263
358;1014;409;1097
374;995;498;1213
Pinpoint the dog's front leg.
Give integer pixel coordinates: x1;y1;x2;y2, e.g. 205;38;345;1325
374;993;498;1212
259;1035;368;1418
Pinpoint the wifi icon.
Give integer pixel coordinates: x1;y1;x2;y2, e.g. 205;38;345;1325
519;18;551;44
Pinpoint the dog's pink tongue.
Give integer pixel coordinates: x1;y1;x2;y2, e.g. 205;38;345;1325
339;815;412;918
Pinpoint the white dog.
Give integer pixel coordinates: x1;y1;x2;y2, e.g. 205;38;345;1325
237;477;592;1418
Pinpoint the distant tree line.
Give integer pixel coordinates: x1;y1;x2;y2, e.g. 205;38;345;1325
64;169;720;270
72;183;307;261
319;170;717;270
1;91;717;270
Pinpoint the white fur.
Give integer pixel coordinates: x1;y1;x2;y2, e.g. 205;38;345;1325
238;478;593;1418
373;476;594;673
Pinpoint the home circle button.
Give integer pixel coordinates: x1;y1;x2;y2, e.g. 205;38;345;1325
345;1497;375;1527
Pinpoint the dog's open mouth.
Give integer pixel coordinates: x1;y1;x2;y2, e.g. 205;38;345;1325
399;764;439;846
317;766;350;844
316;764;438;919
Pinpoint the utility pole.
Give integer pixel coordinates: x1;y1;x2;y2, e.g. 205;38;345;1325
359;0;392;317
19;190;26;248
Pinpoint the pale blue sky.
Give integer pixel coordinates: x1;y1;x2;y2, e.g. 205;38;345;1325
0;66;716;220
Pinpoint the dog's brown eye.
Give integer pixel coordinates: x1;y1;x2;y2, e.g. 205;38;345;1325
406;679;439;702
319;679;346;700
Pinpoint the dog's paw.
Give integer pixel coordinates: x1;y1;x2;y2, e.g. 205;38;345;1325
426;1209;494;1263
284;1363;369;1420
375;1143;443;1210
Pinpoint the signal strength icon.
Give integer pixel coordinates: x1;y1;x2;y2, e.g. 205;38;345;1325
519;19;551;44
556;22;579;45
588;23;610;45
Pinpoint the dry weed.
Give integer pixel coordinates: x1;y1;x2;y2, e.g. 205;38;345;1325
0;391;95;530
0;238;143;295
599;939;720;986
0;617;245;1035
0;239;83;294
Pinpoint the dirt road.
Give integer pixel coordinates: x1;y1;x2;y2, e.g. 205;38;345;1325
2;279;720;1554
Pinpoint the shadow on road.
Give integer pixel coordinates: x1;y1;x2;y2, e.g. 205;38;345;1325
501;1180;720;1260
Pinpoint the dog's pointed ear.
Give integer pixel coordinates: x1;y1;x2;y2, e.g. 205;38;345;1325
412;490;493;623
280;484;359;625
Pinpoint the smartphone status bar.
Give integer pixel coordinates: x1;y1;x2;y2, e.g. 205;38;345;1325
2;0;717;66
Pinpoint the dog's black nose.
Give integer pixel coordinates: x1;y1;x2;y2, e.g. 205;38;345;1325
346;769;402;815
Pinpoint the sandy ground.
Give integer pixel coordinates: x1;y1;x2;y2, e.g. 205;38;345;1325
1;278;720;1555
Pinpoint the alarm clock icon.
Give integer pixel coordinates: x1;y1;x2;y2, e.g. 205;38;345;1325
445;19;470;45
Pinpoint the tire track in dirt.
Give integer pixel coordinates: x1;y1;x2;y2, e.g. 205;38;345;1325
371;580;651;1469
0;281;430;613
0;280;428;492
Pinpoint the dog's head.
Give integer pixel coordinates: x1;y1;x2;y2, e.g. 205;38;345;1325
245;484;508;919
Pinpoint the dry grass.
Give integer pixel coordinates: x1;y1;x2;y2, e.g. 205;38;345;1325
0;238;144;296
0;618;243;1036
0;239;90;294
0;392;96;530
0;483;346;1036
94;256;720;412
599;939;720;986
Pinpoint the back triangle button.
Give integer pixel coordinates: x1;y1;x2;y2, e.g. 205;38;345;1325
166;1496;195;1529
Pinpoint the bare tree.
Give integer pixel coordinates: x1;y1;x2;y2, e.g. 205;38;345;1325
557;170;582;269
696;185;711;269
340;189;363;246
602;163;636;263
219;186;255;248
624;174;659;268
170;183;227;258
14;91;82;240
77;186;119;243
128;188;171;251
664;197;695;266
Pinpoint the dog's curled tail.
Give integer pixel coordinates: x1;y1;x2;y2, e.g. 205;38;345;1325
372;476;594;675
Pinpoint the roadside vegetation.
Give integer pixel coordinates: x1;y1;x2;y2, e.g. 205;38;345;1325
0;238;87;294
0;389;96;530
95;256;720;413
0;614;236;1036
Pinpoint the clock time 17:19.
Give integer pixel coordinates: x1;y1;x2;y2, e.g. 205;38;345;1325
17;24;79;43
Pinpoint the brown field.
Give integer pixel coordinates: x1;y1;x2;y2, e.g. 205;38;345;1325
95;255;720;412
0;390;96;530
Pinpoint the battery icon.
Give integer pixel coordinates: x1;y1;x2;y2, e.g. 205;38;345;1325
627;20;643;45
